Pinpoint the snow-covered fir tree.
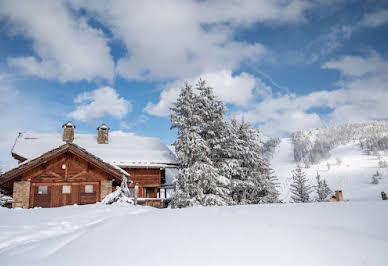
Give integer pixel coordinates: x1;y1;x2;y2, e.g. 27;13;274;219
170;80;278;207
170;81;230;207
315;172;332;201
289;165;313;203
195;79;232;205
102;175;133;205
220;119;278;204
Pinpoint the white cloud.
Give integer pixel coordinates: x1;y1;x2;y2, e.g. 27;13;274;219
322;52;388;77
233;84;388;136
0;82;60;170
307;25;354;62
70;87;131;122
232;52;388;136
70;0;312;80
145;70;261;117
0;0;114;82
360;9;388;27
306;8;388;63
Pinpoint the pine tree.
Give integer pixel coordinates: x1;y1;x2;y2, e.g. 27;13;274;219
315;172;332;201
289;165;313;203
170;81;231;207
170;80;278;207
221;119;278;204
195;79;232;205
170;83;205;207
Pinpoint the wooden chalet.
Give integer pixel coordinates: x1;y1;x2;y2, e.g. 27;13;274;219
0;122;178;208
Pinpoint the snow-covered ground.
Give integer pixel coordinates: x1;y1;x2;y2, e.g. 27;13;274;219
0;202;387;266
271;138;388;202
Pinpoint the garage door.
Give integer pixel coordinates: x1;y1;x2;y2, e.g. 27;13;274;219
31;182;99;208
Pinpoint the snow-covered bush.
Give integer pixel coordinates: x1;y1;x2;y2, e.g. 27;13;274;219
0;194;12;207
102;176;133;205
315;172;332;201
371;171;382;185
0;187;12;207
378;160;388;168
289;165;313;203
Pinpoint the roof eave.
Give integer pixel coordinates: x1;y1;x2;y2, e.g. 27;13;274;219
0;143;129;186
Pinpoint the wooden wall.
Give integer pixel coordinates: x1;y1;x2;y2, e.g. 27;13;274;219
122;168;161;198
21;152;113;183
18;152;117;208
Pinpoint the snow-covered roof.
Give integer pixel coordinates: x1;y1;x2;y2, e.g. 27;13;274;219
12;132;178;168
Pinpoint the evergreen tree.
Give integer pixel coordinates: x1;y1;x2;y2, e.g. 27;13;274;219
170;80;278;207
195;79;232;205
289;165;313;203
315;172;332;201
170;81;231;207
220;119;278;204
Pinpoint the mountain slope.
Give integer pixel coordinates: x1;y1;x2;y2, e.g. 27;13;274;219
271;138;388;202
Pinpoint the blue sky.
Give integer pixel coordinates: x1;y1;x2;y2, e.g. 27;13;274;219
0;0;388;169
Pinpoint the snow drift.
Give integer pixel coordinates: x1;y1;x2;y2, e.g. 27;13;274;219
0;202;387;266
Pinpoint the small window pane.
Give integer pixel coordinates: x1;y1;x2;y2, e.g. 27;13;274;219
128;188;133;197
62;185;71;194
38;186;47;194
85;185;93;193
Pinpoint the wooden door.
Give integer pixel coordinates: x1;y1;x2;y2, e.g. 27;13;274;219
57;183;79;206
32;184;51;208
31;182;98;208
78;182;99;205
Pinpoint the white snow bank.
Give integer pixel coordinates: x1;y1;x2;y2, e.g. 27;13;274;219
0;201;387;266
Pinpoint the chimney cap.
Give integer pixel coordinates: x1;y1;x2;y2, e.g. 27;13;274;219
62;121;76;128
97;123;110;130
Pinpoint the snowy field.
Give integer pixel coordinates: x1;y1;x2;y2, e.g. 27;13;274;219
271;138;388;202
0;202;387;266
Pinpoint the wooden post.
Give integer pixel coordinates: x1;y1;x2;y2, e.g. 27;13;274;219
335;190;344;201
382;191;387;200
134;183;139;205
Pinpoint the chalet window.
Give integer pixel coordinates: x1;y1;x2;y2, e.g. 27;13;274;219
38;186;47;194
128;188;133;197
62;185;71;194
85;185;93;193
145;188;155;198
161;169;166;184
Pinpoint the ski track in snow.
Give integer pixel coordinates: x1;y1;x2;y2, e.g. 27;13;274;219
0;204;149;256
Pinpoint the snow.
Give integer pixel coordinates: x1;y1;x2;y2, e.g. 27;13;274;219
271;138;388;202
0;202;387;266
12;132;177;168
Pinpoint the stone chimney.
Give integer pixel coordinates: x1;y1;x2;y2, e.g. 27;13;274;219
97;123;109;144
62;121;75;143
